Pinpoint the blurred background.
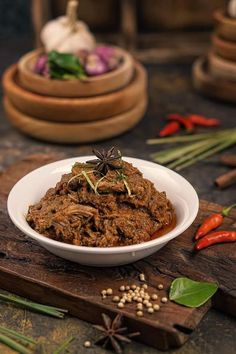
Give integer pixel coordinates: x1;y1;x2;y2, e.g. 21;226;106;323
0;0;228;36
0;0;228;73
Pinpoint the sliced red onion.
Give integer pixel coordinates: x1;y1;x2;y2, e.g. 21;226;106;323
34;55;48;75
94;46;115;63
85;54;108;76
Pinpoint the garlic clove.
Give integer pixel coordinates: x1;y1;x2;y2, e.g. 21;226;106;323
228;0;236;18
57;32;95;54
40;0;96;54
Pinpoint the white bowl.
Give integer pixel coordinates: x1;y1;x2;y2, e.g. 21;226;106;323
7;157;199;267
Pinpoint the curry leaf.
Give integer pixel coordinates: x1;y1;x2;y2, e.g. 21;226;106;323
169;277;218;308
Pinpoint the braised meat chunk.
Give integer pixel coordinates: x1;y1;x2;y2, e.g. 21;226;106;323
26;151;175;247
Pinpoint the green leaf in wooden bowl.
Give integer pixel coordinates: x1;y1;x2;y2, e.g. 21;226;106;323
169;277;218;308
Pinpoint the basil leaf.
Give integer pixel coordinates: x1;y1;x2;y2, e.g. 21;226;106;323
169;277;218;308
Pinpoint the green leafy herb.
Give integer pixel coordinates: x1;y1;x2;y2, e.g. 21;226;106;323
169;277;218;308
0;293;68;318
48;51;86;80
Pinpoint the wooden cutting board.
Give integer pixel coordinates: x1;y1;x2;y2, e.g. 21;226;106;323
0;154;235;350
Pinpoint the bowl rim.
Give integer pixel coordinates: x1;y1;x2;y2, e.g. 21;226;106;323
212;33;236;47
18;46;134;84
5;63;145;105
214;9;236;26
209;50;236;69
7;156;199;254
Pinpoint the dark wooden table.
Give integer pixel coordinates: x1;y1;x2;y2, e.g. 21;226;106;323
0;36;235;354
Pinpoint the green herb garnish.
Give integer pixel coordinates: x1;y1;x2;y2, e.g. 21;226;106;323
81;170;98;194
169;277;218;308
48;51;86;80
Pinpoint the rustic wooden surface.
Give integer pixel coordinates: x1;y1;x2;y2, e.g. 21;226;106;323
0;37;236;354
1;155;228;350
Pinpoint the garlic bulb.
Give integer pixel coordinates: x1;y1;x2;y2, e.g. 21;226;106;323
41;0;96;54
228;0;236;18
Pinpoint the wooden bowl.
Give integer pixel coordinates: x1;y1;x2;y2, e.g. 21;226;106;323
208;51;236;81
214;9;236;42
192;56;236;103
18;48;134;98
212;34;236;61
3;63;147;123
3;96;147;144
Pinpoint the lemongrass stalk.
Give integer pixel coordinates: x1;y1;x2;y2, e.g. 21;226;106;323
123;178;132;196
0;294;67;318
94;175;106;194
167;138;221;169
175;139;236;171
152;139;212;164
147;129;233;145
0;327;36;345
67;170;94;187
81;171;97;194
0;333;32;354
53;336;75;354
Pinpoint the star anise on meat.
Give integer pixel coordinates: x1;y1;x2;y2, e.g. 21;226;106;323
93;313;140;354
86;147;122;175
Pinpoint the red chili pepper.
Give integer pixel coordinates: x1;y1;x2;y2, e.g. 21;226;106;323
159;121;180;137
188;115;220;127
167;114;194;133
195;231;236;250
195;204;236;240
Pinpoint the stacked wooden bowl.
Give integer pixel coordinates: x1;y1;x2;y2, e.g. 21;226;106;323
3;48;148;143
193;9;236;103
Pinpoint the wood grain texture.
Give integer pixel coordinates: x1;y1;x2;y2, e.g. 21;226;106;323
18;48;134;98
31;0;51;47
192;56;236;103
139;0;227;30
120;0;137;49
208;51;236;81
212;34;236;61
214;9;236;41
3;63;146;123
0;155;235;349
3;96;147;144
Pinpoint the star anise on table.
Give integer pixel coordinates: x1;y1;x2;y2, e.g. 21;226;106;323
93;313;140;354
86;147;122;175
